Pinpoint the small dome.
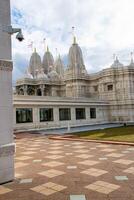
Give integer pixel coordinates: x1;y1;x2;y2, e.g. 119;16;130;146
23;69;33;79
55;55;64;77
29;48;42;78
111;57;123;68
37;68;48;80
42;47;54;74
48;69;59;80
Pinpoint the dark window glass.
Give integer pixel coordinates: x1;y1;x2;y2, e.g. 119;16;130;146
59;108;71;121
16;108;33;123
107;84;113;91
76;108;86;120
90;108;96;119
40;108;53;122
94;85;98;92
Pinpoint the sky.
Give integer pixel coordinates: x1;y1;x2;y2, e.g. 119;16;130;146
11;0;134;82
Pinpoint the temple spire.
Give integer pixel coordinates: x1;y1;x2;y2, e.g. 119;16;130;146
34;48;36;53
43;38;46;51
73;36;77;44
113;54;116;61
47;46;49;52
72;26;77;44
130;52;134;64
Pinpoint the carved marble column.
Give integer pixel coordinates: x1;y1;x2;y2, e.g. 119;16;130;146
41;85;45;96
0;0;15;184
24;85;28;96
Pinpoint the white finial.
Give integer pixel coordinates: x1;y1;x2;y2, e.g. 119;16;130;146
72;26;77;44
43;38;46;51
72;26;75;37
116;55;118;61
55;48;58;59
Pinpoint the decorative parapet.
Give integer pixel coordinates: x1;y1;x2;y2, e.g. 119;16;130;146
0;59;13;71
0;143;15;157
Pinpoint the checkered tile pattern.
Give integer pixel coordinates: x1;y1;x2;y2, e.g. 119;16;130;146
38;169;65;178
81;168;108;176
31;182;67;196
85;181;120;194
1;133;134;200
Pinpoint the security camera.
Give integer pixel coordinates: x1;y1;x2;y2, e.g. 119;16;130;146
2;26;24;42
16;31;24;42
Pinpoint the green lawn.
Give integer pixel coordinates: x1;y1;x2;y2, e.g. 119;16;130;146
75;126;134;143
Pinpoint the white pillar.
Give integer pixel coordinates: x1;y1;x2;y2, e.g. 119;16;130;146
0;0;15;184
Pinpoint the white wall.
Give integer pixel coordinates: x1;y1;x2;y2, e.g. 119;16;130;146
13;104;109;131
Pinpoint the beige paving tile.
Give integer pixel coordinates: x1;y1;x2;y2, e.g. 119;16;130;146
0;186;12;195
48;150;63;154
50;144;62;147
124;167;134;174
49;147;62;150
16;156;33;161
72;142;85;145
30;144;41;147
39;188;56;196
76;154;93;159
79;160;99;166
97;144;109;148
101;148;116;152
113;159;134;165
85;181;120;194
52;184;67;191
75;150;89;153
26;148;39;151
31;182;67;196
38;169;65;178
65;153;73;155
42;161;64;167
81;168;108;176
22;151;36;155
15;162;29;168
15;173;23;178
73;146;86;149
45;155;64;160
106;153;124;158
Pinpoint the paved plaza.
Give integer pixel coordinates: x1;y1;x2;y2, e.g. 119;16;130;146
0;133;134;200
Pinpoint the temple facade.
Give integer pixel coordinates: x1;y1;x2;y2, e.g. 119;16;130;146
13;37;134;131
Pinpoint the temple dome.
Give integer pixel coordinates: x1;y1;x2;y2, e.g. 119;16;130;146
111;57;124;68
55;55;64;77
48;66;59;80
68;37;86;74
42;47;54;74
29;49;42;78
37;69;48;80
23;69;33;79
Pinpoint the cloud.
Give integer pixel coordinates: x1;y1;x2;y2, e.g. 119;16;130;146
11;0;134;80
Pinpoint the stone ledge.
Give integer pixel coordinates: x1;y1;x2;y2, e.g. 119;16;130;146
49;135;134;146
0;143;15;157
0;59;13;71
